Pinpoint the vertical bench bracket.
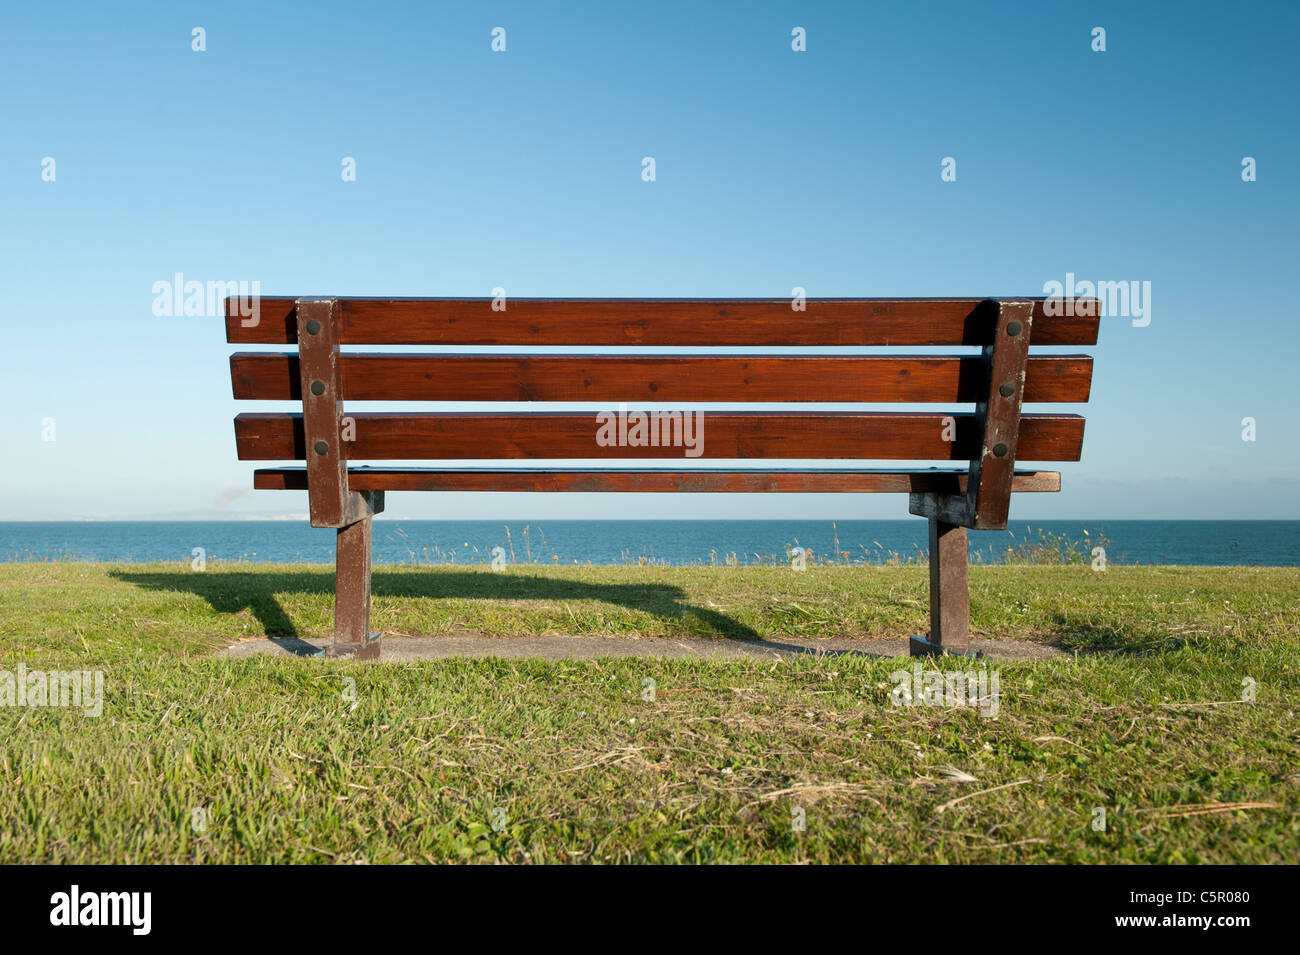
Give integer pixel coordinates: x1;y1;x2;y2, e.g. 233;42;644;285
908;299;1033;656
296;298;384;659
967;300;1034;530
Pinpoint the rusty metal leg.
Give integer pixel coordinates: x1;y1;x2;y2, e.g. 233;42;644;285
326;516;381;660
910;518;970;657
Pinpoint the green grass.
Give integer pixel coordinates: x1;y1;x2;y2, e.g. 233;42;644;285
0;562;1297;863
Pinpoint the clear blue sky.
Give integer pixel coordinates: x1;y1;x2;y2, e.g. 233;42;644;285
2;1;1296;520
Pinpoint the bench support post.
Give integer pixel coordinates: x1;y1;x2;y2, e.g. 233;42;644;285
908;299;1032;657
909;517;970;657
327;508;381;660
296;298;385;659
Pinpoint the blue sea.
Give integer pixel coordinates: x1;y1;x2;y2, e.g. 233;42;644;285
1;521;1296;567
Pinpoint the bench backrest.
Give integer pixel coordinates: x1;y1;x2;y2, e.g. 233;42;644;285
226;297;1098;530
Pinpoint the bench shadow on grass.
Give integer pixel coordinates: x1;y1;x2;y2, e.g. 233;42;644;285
1043;614;1194;657
110;568;884;659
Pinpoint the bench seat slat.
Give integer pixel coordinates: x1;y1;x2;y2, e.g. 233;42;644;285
234;411;1085;462
230;353;1094;404
226;298;1100;347
253;467;1061;494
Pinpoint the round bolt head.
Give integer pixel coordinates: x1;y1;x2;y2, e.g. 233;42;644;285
310;380;326;396
313;440;329;455
999;382;1015;397
1006;321;1023;337
305;319;322;335
993;442;1009;457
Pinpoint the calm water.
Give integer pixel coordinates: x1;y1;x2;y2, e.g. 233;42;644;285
1;521;1296;566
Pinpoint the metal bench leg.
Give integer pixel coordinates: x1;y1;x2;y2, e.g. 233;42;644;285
910;517;970;657
326;515;381;660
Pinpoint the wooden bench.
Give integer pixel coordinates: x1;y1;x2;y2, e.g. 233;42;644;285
226;296;1098;659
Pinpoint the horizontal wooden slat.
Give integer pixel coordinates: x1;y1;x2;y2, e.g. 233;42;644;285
253;467;1062;493
234;412;1085;461
226;298;1100;346
231;353;1094;403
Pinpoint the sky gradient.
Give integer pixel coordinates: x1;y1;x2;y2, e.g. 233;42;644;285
2;1;1297;520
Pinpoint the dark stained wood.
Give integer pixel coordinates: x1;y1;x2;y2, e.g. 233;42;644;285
296;300;351;527
226;297;1101;347
326;512;381;660
911;518;970;655
252;467;1063;494
233;411;1086;462
969;300;1034;529
294;299;384;528
230;353;1095;404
